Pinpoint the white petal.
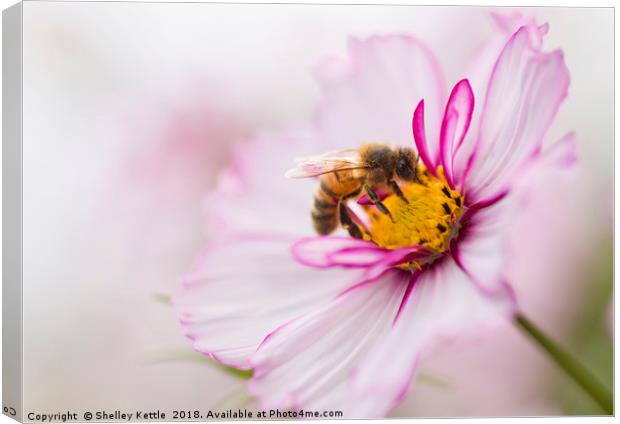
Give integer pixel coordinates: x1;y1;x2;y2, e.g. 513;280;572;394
248;270;410;414
463;12;548;135
315;35;445;155
457;132;578;294
455;199;514;295
172;235;364;368
351;259;515;417
463;27;569;204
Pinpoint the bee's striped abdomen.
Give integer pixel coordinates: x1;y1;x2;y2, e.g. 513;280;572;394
311;171;360;235
311;184;339;235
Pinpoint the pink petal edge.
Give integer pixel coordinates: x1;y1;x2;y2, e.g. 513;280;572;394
412;100;437;174
439;79;475;188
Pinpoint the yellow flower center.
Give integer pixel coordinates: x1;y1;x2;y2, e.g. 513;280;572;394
366;166;464;261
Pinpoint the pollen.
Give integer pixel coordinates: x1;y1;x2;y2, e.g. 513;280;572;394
367;166;464;256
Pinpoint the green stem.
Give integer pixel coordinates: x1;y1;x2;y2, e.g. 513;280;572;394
515;314;613;414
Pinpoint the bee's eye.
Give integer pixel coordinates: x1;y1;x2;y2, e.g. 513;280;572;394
396;157;414;180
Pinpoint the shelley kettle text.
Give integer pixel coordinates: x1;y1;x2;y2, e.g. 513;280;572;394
25;409;345;422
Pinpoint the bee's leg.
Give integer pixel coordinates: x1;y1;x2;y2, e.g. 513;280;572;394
338;203;364;239
339;188;366;239
388;179;409;204
364;185;394;222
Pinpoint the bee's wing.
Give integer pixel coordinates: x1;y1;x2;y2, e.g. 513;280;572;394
285;149;368;178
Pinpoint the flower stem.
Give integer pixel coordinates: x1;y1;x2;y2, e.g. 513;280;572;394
515;314;612;414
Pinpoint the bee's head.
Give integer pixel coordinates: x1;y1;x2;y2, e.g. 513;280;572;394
395;147;418;182
363;145;396;184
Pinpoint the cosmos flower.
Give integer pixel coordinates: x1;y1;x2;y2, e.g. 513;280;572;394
173;13;576;417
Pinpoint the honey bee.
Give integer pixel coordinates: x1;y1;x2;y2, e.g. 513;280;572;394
285;143;420;239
